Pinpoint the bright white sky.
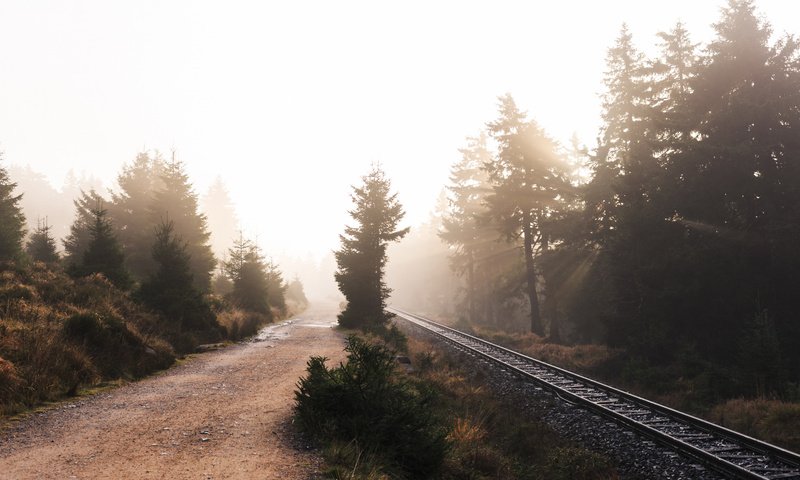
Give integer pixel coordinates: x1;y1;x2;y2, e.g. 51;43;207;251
1;1;798;260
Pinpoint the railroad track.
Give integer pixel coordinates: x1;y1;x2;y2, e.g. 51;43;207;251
389;307;800;480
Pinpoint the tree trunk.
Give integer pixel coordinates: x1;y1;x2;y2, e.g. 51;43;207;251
522;211;542;335
467;248;476;324
549;298;562;343
541;232;561;343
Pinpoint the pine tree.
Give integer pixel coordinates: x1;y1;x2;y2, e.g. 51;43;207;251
653;21;698;153
667;0;800;370
265;258;287;315
150;158;215;292
484;95;569;336
223;234;271;315
26;218;59;263
63;189;107;267
201;176;240;259
139;221;217;333
440;132;505;325
580;25;673;348
0;159;26;262
109;151;167;281
335;166;409;330
685;0;790;229
285;277;309;309
70;205;132;289
585;25;655;242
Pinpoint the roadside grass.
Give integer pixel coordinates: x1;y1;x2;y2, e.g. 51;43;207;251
215;308;271;341
0;263;177;415
0;256;309;418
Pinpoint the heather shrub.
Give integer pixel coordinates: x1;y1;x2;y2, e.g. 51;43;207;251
0;263;174;414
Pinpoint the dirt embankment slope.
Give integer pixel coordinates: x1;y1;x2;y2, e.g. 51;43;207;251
0;304;345;480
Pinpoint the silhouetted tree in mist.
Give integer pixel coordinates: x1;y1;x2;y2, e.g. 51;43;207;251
138;221;217;333
150;158;215;292
440;133;494;324
201;176;240;259
69;205;132;289
265;258;287;315
485;94;570;336
26;219;59;264
525;0;800;397
63;189;107;267
335;166;409;330
9;165;69;243
285;277;308;308
223;234;271;315
110;151;167;281
0;158;26;262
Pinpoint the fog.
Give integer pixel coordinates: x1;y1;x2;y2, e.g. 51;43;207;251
1;1;799;299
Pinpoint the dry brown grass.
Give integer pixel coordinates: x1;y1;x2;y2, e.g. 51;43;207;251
216;309;271;341
474;327;619;374
709;398;800;453
0;262;174;416
404;333;618;479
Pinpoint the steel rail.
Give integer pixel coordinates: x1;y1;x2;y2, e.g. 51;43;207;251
389;307;800;480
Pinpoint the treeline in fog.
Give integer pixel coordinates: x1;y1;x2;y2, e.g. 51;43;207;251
434;0;800;402
0;149;307;414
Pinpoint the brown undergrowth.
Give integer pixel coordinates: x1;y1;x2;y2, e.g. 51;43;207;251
455;322;800;454
303;326;618;479
709;399;800;453
0;262;175;416
406;335;618;480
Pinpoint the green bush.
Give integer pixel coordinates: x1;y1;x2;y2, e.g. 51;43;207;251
295;335;448;478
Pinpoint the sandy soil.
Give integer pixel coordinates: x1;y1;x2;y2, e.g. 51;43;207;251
0;303;346;480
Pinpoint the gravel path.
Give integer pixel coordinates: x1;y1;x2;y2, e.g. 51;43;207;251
0;303;345;480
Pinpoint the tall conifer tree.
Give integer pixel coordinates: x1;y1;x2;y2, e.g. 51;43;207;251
484;95;569;336
335;166;409;330
26;219;59;264
150;158;215;292
110;151;167;281
440;132;504;325
64;189;107;267
70;206;132;289
223;234;271;315
201;176;240;259
139;221;217;333
0;158;26;262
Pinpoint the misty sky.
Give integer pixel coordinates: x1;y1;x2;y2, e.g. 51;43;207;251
1;1;798;260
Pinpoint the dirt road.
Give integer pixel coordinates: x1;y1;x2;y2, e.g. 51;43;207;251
0;303;346;480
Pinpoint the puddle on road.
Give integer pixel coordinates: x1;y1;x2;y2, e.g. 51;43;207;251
251;318;337;343
253;320;293;342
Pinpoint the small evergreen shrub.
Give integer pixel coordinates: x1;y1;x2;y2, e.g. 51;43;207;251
295;336;448;478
